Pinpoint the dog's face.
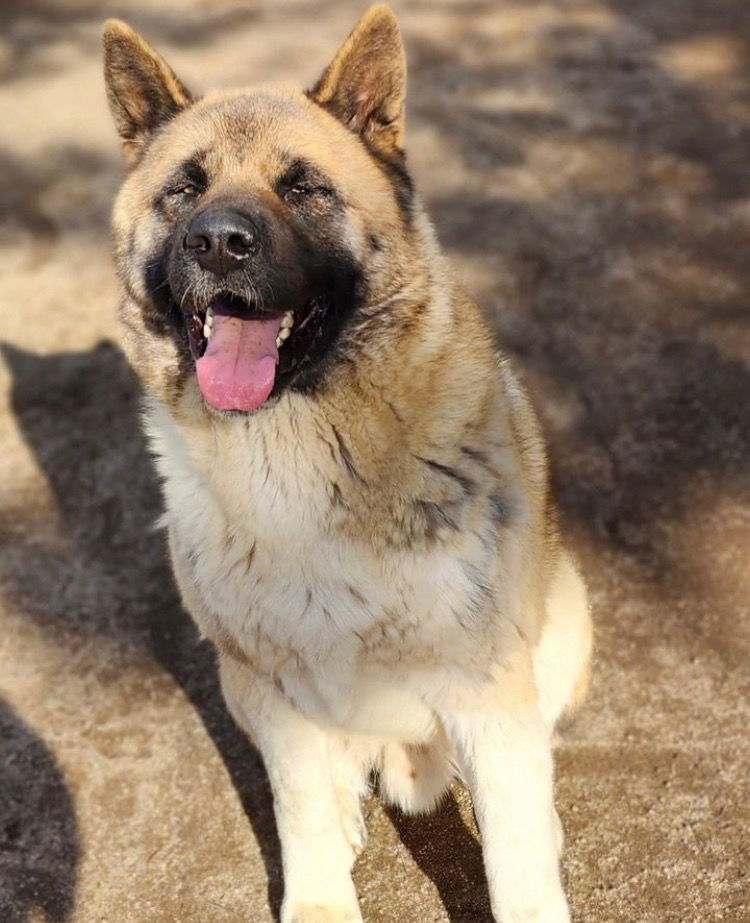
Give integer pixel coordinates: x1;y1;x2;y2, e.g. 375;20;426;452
104;5;418;414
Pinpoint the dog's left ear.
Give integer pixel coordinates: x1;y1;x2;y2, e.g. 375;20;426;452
309;4;406;156
103;20;192;165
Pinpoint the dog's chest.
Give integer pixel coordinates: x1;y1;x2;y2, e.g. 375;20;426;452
149;403;487;692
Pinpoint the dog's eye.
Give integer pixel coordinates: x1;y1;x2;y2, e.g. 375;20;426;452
172;183;202;198
284;183;332;203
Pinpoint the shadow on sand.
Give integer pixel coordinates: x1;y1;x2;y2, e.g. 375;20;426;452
0;699;79;923
1;342;285;918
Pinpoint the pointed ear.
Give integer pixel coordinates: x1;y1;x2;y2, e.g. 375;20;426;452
102;20;192;164
309;4;406;156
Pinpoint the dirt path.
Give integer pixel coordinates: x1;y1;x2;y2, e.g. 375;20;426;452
1;1;748;921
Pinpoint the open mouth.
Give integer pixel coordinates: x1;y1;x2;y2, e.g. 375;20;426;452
182;292;320;413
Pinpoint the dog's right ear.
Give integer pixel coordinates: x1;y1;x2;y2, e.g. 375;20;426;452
103;20;192;165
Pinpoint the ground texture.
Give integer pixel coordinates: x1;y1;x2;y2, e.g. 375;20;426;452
1;1;749;921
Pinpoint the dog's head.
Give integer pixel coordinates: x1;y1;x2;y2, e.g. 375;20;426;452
104;5;424;415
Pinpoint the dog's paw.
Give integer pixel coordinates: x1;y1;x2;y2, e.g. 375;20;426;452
496;881;571;923
340;802;367;856
333;783;367;856
282;903;363;923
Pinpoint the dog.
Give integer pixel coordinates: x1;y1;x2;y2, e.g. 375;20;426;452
103;6;592;921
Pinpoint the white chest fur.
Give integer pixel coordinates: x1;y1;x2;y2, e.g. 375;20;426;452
146;396;521;737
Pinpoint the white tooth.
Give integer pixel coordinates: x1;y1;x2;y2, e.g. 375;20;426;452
276;326;293;349
203;307;214;339
281;311;294;330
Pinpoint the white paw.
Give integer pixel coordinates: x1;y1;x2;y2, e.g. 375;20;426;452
282;902;363;923
496;884;571;923
340;802;367;856
333;783;367;857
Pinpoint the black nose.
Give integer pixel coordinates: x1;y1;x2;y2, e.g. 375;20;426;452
184;208;259;276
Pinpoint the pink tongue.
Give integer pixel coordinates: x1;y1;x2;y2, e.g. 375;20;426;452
196;314;282;412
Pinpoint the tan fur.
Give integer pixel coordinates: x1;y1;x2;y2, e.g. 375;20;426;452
104;7;592;922
310;4;407;154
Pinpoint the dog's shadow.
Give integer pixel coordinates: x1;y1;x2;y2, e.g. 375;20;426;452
1;340;491;922
1;341;281;918
383;794;492;921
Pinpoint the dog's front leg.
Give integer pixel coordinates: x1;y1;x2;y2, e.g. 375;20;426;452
437;654;570;923
220;658;363;923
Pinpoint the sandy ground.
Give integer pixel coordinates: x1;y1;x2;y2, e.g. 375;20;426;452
1;1;749;921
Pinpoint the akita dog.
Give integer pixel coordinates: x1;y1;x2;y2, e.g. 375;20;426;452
103;6;592;921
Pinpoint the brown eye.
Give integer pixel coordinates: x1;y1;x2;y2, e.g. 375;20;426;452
169;183;203;200
284;184;312;201
171;182;202;198
284;183;332;204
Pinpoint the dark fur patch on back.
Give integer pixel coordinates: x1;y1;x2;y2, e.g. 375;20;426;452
461;445;489;466
332;426;365;483
415;499;459;541
416;456;474;495
488;491;511;527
